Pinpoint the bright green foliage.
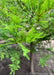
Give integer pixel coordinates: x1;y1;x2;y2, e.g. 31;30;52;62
39;55;50;67
0;0;54;75
18;43;30;60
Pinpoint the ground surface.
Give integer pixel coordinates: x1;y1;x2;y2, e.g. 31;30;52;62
0;52;54;75
0;40;54;75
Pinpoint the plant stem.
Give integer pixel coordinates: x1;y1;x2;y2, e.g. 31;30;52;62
30;42;34;73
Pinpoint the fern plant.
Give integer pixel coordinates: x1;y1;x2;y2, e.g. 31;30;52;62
0;0;54;75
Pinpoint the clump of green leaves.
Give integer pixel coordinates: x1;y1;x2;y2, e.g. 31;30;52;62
39;55;50;67
0;0;54;75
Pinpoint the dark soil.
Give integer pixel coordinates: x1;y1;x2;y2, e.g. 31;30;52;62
0;53;54;75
